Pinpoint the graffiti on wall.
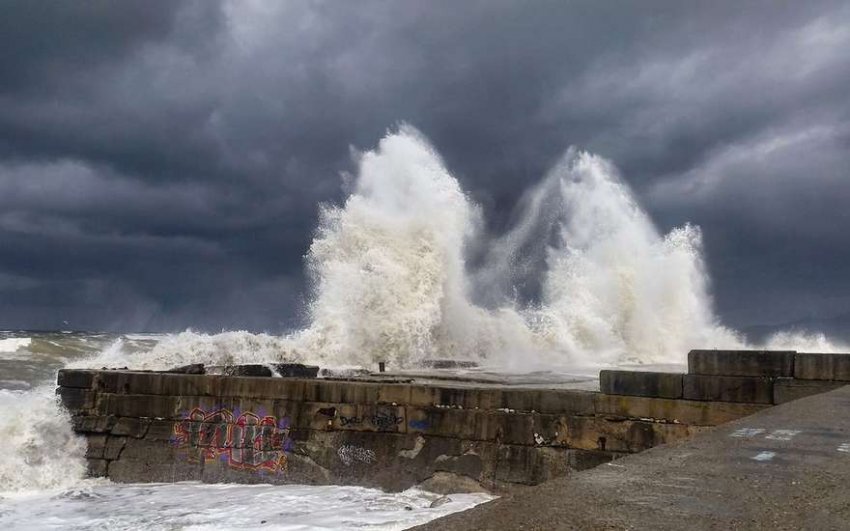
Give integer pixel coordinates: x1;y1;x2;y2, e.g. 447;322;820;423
371;411;403;430
340;416;362;427
337;444;376;466
172;407;294;473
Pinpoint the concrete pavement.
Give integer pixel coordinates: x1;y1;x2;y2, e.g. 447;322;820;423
417;385;850;530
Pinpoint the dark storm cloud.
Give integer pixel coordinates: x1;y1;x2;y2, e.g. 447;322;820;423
1;0;848;332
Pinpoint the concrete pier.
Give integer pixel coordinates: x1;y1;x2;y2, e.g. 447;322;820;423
56;349;850;496
417;385;850;530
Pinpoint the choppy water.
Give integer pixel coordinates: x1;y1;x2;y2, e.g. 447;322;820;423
0;331;157;390
0;331;493;530
0;481;489;530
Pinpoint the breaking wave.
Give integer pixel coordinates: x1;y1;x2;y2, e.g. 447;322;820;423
286;126;743;368
88;124;846;372
0;387;87;492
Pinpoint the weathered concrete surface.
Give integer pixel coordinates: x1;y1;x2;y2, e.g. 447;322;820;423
417;385;850;531
773;377;845;405
58;367;766;493
683;374;775;404
599;370;683;399
795;353;850;381
689;349;795;377
57;352;850;495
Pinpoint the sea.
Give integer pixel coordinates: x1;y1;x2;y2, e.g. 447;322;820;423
0;331;494;530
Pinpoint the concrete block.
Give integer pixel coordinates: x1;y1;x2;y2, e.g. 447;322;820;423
99;394;180;418
600;371;683;399
531;414;569;446
97;371;223;397
493;445;568;485
405;406;431;434
145;420;177;441
555;416;706;453
568;449;624;471
773;378;845;404
435;387;473;409
94;371;155;395
302;381;322;402
409;385;438;407
56;387;96;413
339;382;381;404
120;438;180;463
104;436;127;460
412;408;477;439
86;458;108;477
795;353;850;381
57;369;95;389
272;400;300;429
158;373;224;397
683;374;774;404
332;403;363;431
480;411;535;445
535;390;596;415
298;402;340;430
413;387;503;410
688;349;795;377
500;389;540;412
85;434;107;459
361;404;406;433
594;394;768;426
273;363;319;378
216;397;277;419
221;364;273;377
172;395;227;417
313;381;347;403
432;451;485;482
378;384;413;405
468;389;504;410
71;414;116;434
111;417;151;438
220;377;302;400
500;390;595;415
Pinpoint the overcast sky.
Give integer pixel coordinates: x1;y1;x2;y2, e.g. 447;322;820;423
1;0;849;333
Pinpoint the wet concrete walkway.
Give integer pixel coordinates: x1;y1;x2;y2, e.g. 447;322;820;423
417;385;850;530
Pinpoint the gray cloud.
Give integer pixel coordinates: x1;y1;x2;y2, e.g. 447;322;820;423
0;0;848;333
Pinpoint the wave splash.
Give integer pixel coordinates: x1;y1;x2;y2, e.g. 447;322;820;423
288;126;742;368
0;387;87;492
104;125;846;372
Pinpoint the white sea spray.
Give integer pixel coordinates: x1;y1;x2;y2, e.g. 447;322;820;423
0;387;87;493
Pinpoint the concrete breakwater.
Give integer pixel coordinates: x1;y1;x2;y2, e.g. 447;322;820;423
56;350;849;493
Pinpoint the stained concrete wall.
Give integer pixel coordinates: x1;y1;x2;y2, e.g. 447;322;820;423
601;350;850;406
56;350;848;493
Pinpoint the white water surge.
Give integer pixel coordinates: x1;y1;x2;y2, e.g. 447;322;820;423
62;125;846;374
0;387;87;492
128;127;743;372
2;125;847;517
0;482;491;530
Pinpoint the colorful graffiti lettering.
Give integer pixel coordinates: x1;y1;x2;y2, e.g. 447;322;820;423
172;407;293;473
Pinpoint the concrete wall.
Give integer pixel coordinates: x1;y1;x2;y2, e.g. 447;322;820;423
56;350;848;493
